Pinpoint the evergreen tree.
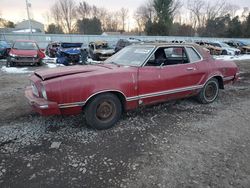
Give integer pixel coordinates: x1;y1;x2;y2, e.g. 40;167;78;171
46;24;64;34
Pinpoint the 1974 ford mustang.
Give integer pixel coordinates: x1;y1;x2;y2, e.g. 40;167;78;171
25;43;239;130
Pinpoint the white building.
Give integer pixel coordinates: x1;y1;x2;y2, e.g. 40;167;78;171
15;19;44;33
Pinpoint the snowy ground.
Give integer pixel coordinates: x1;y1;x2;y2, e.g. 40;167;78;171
214;54;250;61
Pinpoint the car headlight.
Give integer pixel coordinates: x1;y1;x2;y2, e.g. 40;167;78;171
9;53;16;57
31;82;39;97
41;85;48;100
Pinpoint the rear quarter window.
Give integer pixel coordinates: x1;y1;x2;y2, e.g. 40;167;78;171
186;47;201;62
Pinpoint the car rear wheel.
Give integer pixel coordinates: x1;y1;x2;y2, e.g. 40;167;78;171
85;93;122;130
197;78;219;104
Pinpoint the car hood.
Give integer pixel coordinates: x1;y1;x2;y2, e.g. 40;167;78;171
11;49;38;56
242;45;250;49
60;48;81;55
95;49;115;54
35;64;117;81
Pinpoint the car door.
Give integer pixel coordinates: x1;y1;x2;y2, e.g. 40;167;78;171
138;46;206;105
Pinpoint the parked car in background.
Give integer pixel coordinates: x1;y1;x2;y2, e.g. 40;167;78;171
195;41;223;55
115;38;141;53
45;42;60;58
210;41;241;55
7;40;45;67
56;42;83;66
225;40;250;54
88;41;115;61
0;41;10;59
25;43;239;130
80;43;89;64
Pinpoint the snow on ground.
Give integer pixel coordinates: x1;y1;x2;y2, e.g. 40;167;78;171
1;66;33;74
214;55;250;61
42;56;57;64
45;63;65;68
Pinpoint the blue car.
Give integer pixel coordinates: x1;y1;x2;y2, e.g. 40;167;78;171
0;41;10;59
56;42;83;66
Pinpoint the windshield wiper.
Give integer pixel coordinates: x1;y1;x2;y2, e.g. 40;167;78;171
108;61;120;66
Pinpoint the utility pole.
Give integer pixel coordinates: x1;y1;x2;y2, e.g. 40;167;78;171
25;0;32;34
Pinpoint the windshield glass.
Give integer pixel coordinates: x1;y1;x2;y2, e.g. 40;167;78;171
105;46;154;66
13;41;38;50
96;43;113;50
219;42;230;48
240;41;249;46
0;41;8;48
61;43;82;48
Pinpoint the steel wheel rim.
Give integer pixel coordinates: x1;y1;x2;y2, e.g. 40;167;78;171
96;101;116;122
205;82;217;101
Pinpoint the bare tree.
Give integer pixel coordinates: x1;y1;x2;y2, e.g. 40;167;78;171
77;1;91;19
134;6;151;33
187;0;239;29
119;8;128;31
187;0;205;29
51;0;76;33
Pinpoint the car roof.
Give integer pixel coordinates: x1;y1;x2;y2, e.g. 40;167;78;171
130;42;211;59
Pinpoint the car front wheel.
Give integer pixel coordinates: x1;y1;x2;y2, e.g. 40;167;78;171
85;93;122;130
197;78;219;104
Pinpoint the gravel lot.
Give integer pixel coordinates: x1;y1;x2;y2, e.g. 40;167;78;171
0;59;250;188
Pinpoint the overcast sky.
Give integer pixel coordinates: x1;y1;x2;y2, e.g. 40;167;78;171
1;0;250;25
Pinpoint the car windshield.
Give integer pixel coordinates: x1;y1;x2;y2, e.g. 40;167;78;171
240;41;249;46
96;43;113;50
13;41;38;50
0;41;9;48
220;42;231;48
105;46;154;66
61;43;82;48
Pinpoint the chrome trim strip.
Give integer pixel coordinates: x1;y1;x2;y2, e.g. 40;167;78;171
59;102;85;109
127;85;203;101
58;85;204;108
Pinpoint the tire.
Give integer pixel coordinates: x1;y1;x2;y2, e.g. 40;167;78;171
6;58;14;67
36;59;42;66
197;78;219;104
85;93;122;130
222;50;227;55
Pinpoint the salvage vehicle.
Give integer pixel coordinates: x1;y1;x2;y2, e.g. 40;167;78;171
195;41;222;55
25;43;239;130
0;40;10;59
115;38;141;53
7;40;45;67
210;41;241;55
45;42;60;58
56;42;83;66
88;41;115;60
225;40;250;54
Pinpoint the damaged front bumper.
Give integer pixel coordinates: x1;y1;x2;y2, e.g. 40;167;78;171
25;86;61;116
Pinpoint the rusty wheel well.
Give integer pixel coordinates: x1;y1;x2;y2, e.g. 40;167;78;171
214;76;224;89
84;91;126;112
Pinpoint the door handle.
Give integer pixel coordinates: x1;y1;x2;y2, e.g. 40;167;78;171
187;67;196;71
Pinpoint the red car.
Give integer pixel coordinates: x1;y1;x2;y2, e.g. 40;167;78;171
25;43;239;130
7;40;45;67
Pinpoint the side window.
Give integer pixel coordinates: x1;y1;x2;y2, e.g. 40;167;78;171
186;47;201;63
164;47;189;65
144;47;189;67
